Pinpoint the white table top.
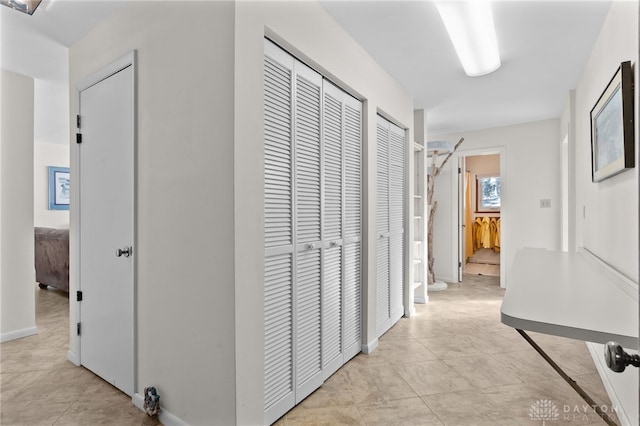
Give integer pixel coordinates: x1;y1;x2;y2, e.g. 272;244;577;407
501;248;638;348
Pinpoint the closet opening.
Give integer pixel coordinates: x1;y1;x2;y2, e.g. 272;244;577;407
458;152;503;283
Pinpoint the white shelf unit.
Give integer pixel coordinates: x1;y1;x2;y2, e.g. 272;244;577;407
413;141;428;304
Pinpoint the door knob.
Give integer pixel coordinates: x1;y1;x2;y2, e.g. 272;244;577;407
604;341;640;372
116;246;132;258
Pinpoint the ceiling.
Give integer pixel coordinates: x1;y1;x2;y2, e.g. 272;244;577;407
1;0;125;48
3;0;613;136
320;0;612;135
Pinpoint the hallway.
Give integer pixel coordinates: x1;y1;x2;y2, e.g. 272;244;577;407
0;276;615;425
0;288;159;426
280;275;615;425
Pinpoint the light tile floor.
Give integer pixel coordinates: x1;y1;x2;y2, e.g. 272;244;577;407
1;276;617;425
1;287;160;426
278;274;618;425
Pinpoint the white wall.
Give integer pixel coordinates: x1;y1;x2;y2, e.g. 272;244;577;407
1;4;69;342
69;2;237;424
433;119;561;285
0;70;37;341
69;2;415;424
235;2;414;423
573;1;638;281
565;1;639;423
1;10;69;147
34;142;69;228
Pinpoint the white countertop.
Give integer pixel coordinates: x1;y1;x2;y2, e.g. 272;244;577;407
501;248;638;348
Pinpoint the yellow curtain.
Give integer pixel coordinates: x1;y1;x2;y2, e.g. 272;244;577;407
464;172;474;259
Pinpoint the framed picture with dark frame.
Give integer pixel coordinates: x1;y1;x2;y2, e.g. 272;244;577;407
48;166;70;210
590;61;635;183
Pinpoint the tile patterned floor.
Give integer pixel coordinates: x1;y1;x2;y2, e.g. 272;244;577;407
278;274;618;425
0;287;160;426
1;276;617;425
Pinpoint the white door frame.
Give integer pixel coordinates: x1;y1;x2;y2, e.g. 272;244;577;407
451;147;506;288
68;51;137;398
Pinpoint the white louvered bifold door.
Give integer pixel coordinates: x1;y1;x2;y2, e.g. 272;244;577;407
376;116;406;337
388;122;405;324
341;94;362;362
321;83;363;379
322;83;343;379
264;40;295;425
264;40;363;423
376;116;391;336
293;61;324;403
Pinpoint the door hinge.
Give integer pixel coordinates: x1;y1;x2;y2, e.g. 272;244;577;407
76;114;81;129
76;291;83;302
77;322;81;336
458;167;462;173
76;133;82;144
459;262;462;268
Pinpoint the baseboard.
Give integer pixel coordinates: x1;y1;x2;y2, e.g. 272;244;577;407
414;296;428;304
586;342;632;426
362;338;378;354
134;392;188;426
67;350;80;366
580;247;638;298
133;393;144;410
0;326;38;343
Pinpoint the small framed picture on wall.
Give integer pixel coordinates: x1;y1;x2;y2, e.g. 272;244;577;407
590;61;635;182
48;166;70;210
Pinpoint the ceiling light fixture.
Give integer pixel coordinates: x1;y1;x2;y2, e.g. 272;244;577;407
435;0;501;77
1;0;42;15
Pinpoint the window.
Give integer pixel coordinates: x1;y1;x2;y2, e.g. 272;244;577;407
476;175;501;212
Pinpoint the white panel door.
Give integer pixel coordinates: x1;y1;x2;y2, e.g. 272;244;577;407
78;61;134;396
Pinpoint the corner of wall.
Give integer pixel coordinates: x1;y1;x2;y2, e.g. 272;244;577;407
1;70;36;337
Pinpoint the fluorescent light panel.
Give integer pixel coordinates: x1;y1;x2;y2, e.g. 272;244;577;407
436;1;501;77
0;0;42;15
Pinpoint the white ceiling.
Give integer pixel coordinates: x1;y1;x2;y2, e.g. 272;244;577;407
1;0;125;48
321;0;613;135
2;0;613;136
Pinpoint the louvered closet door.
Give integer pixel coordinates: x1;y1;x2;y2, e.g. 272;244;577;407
293;61;324;403
341;94;363;362
322;83;343;378
264;39;363;424
322;83;363;379
376;116;406;337
376;116;391;336
264;40;295;424
388;123;405;324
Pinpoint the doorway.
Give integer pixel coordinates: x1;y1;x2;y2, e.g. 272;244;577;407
74;51;136;396
456;150;505;287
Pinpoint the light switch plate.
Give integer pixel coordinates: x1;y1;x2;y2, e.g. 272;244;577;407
540;199;551;208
